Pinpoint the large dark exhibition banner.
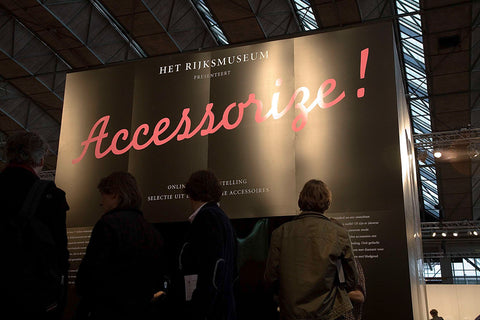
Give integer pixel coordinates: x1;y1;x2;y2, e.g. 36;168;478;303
58;22;405;226
57;22;425;319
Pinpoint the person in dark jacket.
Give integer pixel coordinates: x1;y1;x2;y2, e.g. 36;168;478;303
0;132;69;320
179;170;237;320
265;179;358;320
75;171;165;320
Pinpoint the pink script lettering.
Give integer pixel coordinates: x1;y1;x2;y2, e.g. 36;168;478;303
72;78;345;164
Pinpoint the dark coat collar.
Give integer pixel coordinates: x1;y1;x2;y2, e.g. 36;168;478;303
4;163;38;177
103;207;143;216
203;201;219;208
295;211;330;221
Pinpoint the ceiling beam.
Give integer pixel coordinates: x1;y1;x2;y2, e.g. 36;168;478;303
0;8;71;101
35;0;144;64
0;76;60;156
141;0;218;52
245;0;300;38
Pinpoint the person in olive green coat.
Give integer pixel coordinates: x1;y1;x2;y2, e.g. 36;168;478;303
265;179;358;320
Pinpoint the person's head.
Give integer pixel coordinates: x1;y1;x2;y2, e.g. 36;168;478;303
97;171;142;212
430;309;438;317
298;179;332;213
184;170;222;203
6;132;47;169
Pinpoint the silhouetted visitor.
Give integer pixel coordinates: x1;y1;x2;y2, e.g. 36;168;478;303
430;309;445;320
179;169;237;320
0;132;69;320
75;171;165;320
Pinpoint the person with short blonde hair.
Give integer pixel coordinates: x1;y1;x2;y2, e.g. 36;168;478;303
298;179;332;213
265;179;358;320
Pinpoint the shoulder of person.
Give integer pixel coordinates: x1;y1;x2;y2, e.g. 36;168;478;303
42;180;65;197
272;220;292;237
329;217;343;227
102;208;141;221
43;180;69;208
325;216;350;232
198;202;224;218
201;201;221;210
33;180;69;217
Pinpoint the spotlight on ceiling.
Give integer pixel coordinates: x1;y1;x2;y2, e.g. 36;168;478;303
432;232;436;237
453;232;458;237
474;230;479;236
434;151;442;158
441;232;447;237
468;144;480;159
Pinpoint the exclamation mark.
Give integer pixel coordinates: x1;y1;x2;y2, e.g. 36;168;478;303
357;48;369;98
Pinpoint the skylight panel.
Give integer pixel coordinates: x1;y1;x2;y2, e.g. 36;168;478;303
397;0;439;218
192;0;229;45
291;0;319;31
91;0;147;58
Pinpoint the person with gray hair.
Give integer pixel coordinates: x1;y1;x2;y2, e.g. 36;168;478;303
0;131;69;319
5;131;49;168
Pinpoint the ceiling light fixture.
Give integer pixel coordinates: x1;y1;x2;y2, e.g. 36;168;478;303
468;144;479;159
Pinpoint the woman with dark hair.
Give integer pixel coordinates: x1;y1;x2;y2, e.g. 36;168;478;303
265;179;358;320
179;170;237;320
75;171;165;320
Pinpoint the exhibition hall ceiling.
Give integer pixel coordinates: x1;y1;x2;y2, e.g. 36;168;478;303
0;0;477;222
